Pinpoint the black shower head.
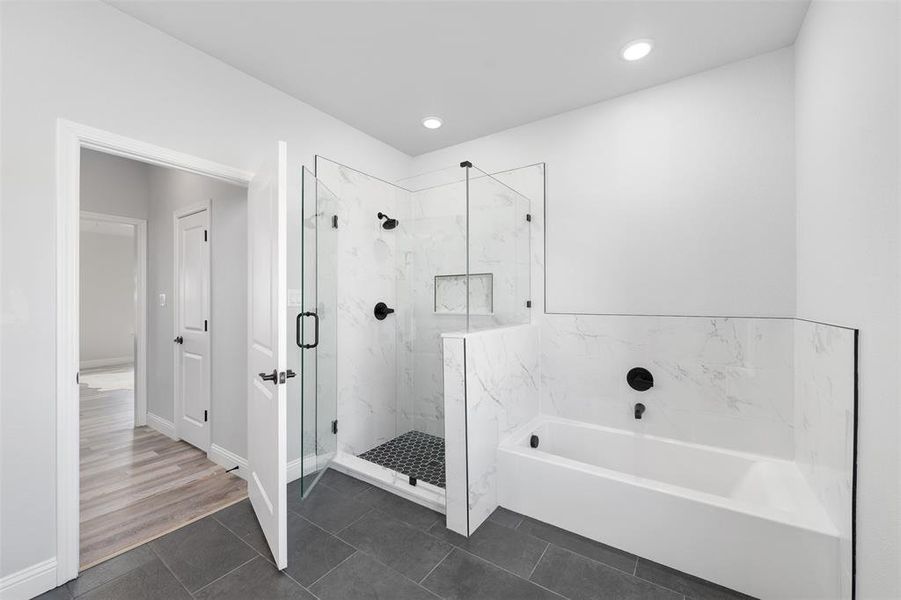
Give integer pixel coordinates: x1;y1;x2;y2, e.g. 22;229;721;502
377;212;399;230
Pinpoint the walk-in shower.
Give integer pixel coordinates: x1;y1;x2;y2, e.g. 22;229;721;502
295;157;533;508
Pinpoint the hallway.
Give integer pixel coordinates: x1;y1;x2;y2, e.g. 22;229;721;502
79;365;246;569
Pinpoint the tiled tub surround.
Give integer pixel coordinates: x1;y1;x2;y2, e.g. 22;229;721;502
540;314;796;458
794;320;856;599
444;314;854;599
443;324;540;536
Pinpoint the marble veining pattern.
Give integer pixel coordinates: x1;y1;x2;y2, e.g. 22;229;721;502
443;324;540;536
793;320;855;600
540;314;795;457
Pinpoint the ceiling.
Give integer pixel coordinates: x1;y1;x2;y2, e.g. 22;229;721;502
109;1;810;156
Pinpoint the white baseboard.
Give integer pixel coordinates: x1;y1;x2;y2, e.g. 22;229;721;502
287;453;332;483
208;444;248;480
146;412;176;440
79;356;133;369
0;558;57;600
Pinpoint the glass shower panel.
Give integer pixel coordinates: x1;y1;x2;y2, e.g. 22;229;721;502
298;167;339;497
467;166;531;330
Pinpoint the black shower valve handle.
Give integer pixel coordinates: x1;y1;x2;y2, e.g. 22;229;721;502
374;302;395;320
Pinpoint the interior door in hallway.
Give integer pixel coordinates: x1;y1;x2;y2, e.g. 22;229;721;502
175;206;211;451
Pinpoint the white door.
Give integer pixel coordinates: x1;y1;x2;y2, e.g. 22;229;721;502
175;207;211;451
247;141;288;569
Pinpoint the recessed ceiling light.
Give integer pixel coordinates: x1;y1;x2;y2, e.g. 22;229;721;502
422;116;443;130
621;39;654;61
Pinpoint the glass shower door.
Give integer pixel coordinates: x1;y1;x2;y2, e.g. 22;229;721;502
298;167;339;497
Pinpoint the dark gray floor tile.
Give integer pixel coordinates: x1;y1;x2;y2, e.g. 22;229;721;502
212;498;274;560
532;545;680;600
68;545;157;597
359;486;443;531
35;586;73;600
428;520;548;578
79;558;191;600
149;515;257;592
487;507;525;529
635;558;757;600
338;510;452;581
310;552;437;600
319;468;374;497
289;480;372;533
193;556;315;600
285;513;356;586
517;517;637;573
422;549;562;600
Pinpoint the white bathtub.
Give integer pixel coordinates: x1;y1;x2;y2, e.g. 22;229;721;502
498;416;844;600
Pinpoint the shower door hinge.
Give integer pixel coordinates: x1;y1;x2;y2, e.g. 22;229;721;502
204;319;208;331
526;213;532;222
204;229;208;242
526;300;532;308
332;215;338;229
331;420;338;434
204;410;208;422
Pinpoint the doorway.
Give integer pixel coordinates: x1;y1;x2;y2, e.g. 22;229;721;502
72;140;249;571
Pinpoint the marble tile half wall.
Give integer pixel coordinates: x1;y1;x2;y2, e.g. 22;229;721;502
443;324;540;536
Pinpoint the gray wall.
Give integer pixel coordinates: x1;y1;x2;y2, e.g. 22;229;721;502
80;149;249;458
145;165;248;457
79;227;136;365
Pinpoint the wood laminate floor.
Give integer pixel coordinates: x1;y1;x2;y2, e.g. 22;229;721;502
79;365;247;570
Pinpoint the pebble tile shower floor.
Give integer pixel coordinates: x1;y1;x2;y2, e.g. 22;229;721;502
358;430;446;488
39;468;756;600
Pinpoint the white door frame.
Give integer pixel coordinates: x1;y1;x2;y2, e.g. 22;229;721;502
55;119;252;584
79;210;148;428
173;201;212;450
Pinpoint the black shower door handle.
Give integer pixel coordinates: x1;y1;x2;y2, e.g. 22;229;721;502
297;311;319;349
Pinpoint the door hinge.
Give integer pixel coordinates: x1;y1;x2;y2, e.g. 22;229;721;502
204;229;208;242
526;300;532;308
204;319;208;332
204;410;208;422
331;420;338;434
76;372;80;384
332;215;338;229
526;213;532;222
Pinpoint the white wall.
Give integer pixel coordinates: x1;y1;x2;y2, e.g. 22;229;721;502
79;228;136;366
412;48;796;318
795;1;901;597
0;0;409;584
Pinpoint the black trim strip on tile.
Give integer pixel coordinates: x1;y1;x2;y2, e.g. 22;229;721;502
852;328;859;600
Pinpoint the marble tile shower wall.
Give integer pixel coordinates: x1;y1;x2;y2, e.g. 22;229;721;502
317;160;407;455
395;175;531;437
540;314;797;458
794;320;855;599
396;181;466;438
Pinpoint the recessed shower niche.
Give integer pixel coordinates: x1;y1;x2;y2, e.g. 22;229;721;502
298;157;534;509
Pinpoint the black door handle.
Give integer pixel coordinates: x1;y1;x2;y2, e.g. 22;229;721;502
174;336;184;344
259;370;278;383
297;311;319;349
